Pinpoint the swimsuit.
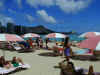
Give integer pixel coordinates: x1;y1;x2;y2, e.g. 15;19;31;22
64;48;70;56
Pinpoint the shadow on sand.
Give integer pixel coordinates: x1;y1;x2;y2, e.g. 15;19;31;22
17;49;35;53
71;56;99;61
38;52;59;57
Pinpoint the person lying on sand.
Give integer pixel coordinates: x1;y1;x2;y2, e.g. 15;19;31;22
11;56;24;67
0;56;13;69
0;56;24;69
55;57;85;75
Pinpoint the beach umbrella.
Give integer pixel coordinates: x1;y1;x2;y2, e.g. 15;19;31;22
79;32;100;38
0;34;24;41
78;36;100;50
45;33;67;38
22;33;40;38
0;34;24;58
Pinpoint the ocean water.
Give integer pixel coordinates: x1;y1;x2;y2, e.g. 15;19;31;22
24;35;64;42
69;34;86;42
24;34;85;42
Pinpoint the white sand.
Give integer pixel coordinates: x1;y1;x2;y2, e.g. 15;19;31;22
0;46;100;75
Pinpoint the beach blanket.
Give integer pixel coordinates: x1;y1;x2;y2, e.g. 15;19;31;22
18;63;31;68
0;63;30;75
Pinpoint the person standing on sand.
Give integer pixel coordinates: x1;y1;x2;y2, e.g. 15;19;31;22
29;38;34;48
63;37;73;59
45;38;49;49
39;38;43;48
36;37;39;48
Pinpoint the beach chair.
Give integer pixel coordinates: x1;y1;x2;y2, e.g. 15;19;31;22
17;41;35;53
9;42;33;52
72;49;98;60
94;51;100;56
0;42;10;49
8;42;22;51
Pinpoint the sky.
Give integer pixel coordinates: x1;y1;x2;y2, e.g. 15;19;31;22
0;0;100;33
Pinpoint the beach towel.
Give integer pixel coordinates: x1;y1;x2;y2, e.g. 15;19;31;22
0;64;30;75
0;67;16;74
18;63;31;69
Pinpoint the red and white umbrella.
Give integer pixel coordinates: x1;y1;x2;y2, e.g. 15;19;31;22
0;34;24;41
22;33;40;38
0;34;24;58
46;33;67;38
79;32;100;38
78;36;100;50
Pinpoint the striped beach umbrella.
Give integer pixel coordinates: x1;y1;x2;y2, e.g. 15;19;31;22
46;33;67;38
79;32;100;38
0;34;24;57
0;34;24;41
78;36;100;50
22;33;40;38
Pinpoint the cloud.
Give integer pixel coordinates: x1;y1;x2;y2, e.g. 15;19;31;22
26;0;54;8
56;0;92;13
0;0;4;10
0;1;3;7
26;0;92;13
26;14;35;23
8;9;17;14
37;10;56;24
14;0;22;8
0;14;14;25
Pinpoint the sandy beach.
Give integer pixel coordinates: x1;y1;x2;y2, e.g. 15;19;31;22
0;46;100;75
0;0;100;74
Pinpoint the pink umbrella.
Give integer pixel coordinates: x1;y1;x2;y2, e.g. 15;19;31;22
78;36;100;50
79;32;100;38
46;33;67;38
22;33;40;38
0;34;24;57
0;34;24;41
